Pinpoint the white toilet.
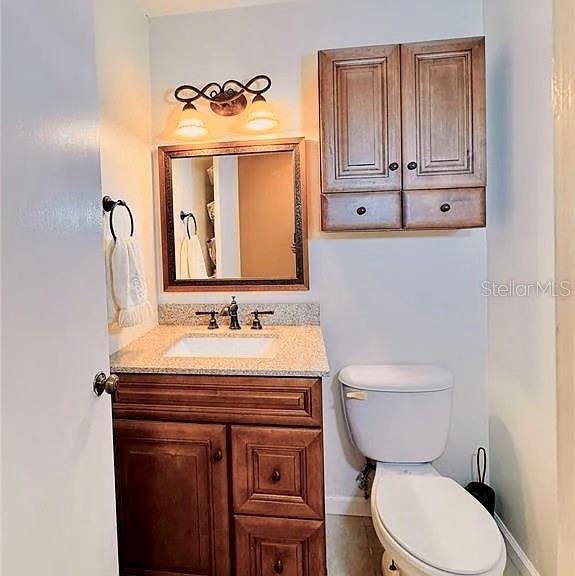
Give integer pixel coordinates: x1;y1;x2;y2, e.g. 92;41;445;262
339;365;506;576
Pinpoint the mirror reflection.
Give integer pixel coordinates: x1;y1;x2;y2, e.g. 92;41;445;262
171;151;296;280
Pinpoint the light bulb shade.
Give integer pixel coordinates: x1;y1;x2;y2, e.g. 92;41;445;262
245;97;279;132
176;104;208;139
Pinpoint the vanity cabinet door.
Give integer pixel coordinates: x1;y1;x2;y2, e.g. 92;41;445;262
319;45;402;194
401;37;486;191
235;515;326;576
114;420;230;576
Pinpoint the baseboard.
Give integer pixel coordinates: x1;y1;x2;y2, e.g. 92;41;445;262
325;495;371;517
495;514;541;576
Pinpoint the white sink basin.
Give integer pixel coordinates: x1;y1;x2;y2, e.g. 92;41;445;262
164;335;277;359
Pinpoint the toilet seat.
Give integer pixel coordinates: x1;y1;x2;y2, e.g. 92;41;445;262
372;464;505;576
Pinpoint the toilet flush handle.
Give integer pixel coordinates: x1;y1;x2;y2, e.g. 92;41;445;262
345;391;368;400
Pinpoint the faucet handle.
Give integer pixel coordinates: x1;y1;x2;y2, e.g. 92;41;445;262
196;310;219;329
250;310;274;330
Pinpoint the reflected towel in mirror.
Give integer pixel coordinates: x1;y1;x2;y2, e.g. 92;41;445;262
179;235;208;280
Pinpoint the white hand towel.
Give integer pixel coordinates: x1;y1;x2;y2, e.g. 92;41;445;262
179;235;208;279
178;236;191;280
187;234;208;279
110;237;152;327
105;240;118;325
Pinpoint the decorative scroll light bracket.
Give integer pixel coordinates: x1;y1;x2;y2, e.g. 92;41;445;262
174;75;272;117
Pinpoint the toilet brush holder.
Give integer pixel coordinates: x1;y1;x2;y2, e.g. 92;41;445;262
465;447;496;516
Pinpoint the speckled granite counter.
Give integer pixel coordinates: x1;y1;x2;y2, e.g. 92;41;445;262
110;325;330;377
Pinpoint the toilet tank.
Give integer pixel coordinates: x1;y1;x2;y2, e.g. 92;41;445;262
339;365;453;463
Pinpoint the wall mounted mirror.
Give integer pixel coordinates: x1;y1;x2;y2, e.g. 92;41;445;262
159;138;308;291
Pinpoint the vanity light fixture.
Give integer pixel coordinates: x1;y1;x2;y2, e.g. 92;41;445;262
174;75;278;137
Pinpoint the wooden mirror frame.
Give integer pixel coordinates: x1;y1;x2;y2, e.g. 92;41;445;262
158;137;308;292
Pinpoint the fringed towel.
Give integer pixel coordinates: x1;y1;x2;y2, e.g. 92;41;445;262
107;237;152;328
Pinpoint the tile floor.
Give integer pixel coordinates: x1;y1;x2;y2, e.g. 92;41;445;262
326;514;521;576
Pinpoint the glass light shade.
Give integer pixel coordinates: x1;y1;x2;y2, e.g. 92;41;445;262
176;105;208;139
245;98;279;132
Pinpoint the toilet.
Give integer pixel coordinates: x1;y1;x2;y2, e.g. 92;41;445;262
339;365;506;576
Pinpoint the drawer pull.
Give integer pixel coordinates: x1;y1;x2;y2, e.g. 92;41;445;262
274;559;284;573
388;162;399;171
407;161;417;170
356;206;367;216
346;391;367;400
213;449;223;462
440;203;452;213
272;469;281;483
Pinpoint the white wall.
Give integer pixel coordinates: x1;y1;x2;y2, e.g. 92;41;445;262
149;0;488;507
95;0;158;354
484;1;557;574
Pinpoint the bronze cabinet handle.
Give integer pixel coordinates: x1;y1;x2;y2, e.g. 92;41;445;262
440;203;452;213
273;559;284;573
356;206;367;216
213;449;223;462
388;162;399;171
407;161;417;170
272;470;281;482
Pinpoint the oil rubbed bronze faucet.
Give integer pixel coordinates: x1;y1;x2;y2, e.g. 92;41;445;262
220;296;241;330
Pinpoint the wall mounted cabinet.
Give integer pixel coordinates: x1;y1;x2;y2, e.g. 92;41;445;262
319;37;486;231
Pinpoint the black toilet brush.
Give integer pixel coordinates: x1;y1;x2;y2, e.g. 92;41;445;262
465;447;496;517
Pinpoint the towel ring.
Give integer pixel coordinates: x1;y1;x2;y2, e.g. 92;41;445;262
103;196;134;241
180;211;197;239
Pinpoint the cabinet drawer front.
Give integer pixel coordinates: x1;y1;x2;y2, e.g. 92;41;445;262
235;515;326;576
403;188;485;229
113;374;322;427
322;191;401;231
319;45;402;193
232;426;324;519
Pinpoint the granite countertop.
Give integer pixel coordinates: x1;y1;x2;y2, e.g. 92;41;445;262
110;325;330;377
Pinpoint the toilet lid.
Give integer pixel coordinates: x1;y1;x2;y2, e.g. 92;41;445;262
375;473;503;574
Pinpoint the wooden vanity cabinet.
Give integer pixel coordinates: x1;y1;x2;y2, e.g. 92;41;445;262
319;37;486;231
112;373;326;576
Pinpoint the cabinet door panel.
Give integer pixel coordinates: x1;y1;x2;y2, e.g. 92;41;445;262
401;37;485;190
235;516;326;576
114;420;229;576
319;45;401;193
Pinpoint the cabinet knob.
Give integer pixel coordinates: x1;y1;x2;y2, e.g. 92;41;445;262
407;161;417;170
440;203;452;213
388;162;399;171
273;559;284;573
272;470;281;483
356;206;367;216
213;449;223;462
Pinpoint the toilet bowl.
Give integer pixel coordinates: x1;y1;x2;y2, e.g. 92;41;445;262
371;463;506;576
339;365;506;576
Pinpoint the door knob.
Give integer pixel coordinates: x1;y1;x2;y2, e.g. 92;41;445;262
273;559;284;573
272;470;281;482
213;449;223;462
93;372;119;397
388;162;399;171
407;161;417;170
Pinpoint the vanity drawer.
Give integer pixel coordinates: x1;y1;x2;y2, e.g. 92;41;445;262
403;188;485;229
112;373;322;427
235;515;326;576
321;191;402;231
232;426;324;519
